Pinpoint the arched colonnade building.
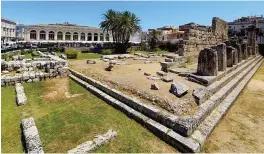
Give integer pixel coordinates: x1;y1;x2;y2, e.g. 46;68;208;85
24;22;113;42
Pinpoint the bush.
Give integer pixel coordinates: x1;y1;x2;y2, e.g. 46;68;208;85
27;49;33;54
65;48;80;59
21;49;27;55
31;51;39;57
101;49;112;55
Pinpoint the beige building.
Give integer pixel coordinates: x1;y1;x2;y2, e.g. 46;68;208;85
1;17;17;43
24;22;112;42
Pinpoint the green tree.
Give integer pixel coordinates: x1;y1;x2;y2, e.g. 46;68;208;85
100;9;141;53
148;29;161;51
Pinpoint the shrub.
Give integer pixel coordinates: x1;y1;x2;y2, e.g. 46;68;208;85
101;49;112;55
65;48;80;59
27;49;33;54
21;49;27;55
31;51;39;57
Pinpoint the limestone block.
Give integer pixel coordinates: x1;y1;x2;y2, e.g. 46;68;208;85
212;43;226;71
226;46;234;67
151;83;159;90
170;81;189;97
197;48;218;76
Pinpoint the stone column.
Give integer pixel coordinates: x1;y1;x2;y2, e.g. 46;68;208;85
233;48;238;65
241;42;248;60
36;31;40;41
212;43;226;71
247;24;257;56
247;46;251;57
197;48;218;76
226;46;234;67
54;32;57;41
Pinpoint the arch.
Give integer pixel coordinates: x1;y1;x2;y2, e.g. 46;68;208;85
39;30;46;40
57;31;63;40
30;30;37;40
94;33;98;41
105;34;110;41
81;33;85;41
48;31;55;40
73;32;78;41
65;32;71;41
87;33;92;41
100;33;104;41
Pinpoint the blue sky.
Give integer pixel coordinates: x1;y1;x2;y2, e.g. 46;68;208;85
2;1;264;31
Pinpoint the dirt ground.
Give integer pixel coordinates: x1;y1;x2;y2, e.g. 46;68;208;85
42;78;82;101
203;63;264;153
69;56;203;116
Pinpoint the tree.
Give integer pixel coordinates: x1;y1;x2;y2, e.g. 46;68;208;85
148;29;161;51
100;9;141;53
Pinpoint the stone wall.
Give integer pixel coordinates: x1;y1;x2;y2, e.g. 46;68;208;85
178;17;228;56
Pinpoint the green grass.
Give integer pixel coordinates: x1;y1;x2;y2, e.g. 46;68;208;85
1;78;176;153
24;53;32;59
1;86;24;153
76;53;102;60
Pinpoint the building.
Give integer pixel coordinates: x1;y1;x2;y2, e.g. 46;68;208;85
148;26;184;42
228;15;264;44
1;17;17;44
24;22;113;42
16;24;25;40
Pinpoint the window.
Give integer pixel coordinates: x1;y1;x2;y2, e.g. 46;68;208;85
39;30;46;40
65;32;71;40
57;31;63;40
94;33;98;41
81;33;85;41
100;33;104;41
73;32;78;41
106;34;110;41
30;30;37;40
49;31;55;40
87;33;92;41
229;26;231;28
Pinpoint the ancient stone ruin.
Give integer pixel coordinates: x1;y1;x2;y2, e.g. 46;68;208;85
68;129;117;153
21;117;44;154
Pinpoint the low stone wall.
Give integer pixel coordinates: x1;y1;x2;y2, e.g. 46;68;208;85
68;129;117;153
21;117;44;154
1;69;68;86
15;83;27;106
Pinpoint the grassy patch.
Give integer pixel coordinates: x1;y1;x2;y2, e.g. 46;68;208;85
76;53;102;60
1;86;24;153
24;53;32;59
1;78;176;153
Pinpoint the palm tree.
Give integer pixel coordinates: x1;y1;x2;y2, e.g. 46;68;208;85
100;9;141;53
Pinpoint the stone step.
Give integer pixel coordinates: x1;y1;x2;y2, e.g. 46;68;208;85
191;58;264;150
193;55;261;105
186;56;263;135
69;74;200;153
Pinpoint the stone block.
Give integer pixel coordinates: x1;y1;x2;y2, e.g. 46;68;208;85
197;48;218;76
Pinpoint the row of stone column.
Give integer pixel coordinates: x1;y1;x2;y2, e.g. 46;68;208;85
197;40;258;76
